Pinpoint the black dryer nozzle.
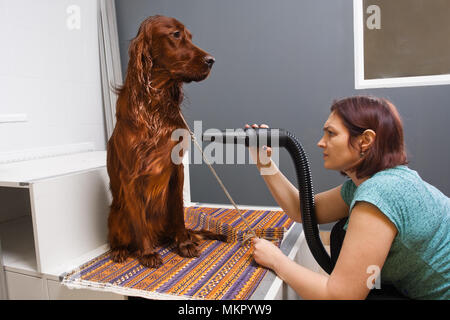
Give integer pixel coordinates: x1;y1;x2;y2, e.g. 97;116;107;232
202;128;288;148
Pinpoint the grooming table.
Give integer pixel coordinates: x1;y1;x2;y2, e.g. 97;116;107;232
62;205;302;300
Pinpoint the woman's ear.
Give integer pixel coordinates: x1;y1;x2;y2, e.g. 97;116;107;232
360;129;376;153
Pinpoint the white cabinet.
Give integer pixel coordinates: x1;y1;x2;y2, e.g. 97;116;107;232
0;151;125;300
5;271;46;300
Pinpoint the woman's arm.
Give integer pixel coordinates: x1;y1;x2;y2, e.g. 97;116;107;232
258;160;349;224
257;160;302;222
252;201;397;299
326;201;397;298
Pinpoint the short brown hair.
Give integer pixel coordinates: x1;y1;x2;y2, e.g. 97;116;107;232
330;96;408;179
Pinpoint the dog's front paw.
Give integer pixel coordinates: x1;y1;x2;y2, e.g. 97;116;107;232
110;247;129;263
177;241;200;258
138;252;163;268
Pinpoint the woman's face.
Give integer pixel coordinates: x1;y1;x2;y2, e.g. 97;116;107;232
317;112;361;172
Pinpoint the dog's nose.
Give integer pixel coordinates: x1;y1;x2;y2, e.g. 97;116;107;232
204;55;215;68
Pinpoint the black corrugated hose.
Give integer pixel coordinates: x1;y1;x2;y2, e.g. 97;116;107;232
202;128;333;274
281;129;333;274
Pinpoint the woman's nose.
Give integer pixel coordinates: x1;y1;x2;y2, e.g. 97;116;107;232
317;137;325;148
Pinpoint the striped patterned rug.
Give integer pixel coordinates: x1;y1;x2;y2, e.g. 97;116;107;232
62;206;293;300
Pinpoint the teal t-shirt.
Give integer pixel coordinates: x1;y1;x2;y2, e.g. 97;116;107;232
340;165;450;299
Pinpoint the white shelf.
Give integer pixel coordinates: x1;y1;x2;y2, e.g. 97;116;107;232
0;216;38;274
48;244;110;278
0;151;106;187
0;113;28;124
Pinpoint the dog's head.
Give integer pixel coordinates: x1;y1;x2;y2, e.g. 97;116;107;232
128;15;214;85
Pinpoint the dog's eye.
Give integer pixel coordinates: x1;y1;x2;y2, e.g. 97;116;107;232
172;31;181;39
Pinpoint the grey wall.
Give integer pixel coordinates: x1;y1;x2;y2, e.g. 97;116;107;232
115;0;450;210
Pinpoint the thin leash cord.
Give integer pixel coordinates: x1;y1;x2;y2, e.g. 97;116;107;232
178;112;258;241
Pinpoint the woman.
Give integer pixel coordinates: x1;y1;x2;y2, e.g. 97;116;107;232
247;96;449;300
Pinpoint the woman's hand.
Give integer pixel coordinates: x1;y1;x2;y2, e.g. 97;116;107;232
244;123;276;175
251;237;285;271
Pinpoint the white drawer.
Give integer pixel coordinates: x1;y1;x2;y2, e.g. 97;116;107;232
5;271;46;300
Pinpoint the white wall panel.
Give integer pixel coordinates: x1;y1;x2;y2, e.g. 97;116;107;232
0;0;106;153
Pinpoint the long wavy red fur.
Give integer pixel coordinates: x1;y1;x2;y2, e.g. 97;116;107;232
106;16;225;268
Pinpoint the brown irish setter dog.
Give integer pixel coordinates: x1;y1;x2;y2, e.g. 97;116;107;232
107;15;225;268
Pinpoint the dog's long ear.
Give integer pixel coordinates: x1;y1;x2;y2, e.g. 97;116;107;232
127;24;153;92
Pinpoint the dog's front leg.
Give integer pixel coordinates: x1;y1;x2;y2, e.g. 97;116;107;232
136;238;163;268
123;178;163;268
167;164;201;258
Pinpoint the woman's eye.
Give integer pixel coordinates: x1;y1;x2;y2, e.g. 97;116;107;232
173;31;181;38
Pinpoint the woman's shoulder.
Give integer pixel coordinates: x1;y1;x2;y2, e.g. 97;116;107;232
355;165;449;214
352;166;424;213
341;166;415;206
360;165;417;192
